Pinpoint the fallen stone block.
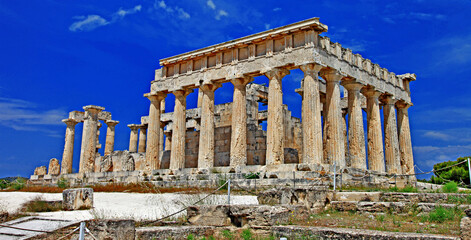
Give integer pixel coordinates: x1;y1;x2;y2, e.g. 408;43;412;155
62;188;94;210
136;226;216;240
87;219;135;240
462;216;471;240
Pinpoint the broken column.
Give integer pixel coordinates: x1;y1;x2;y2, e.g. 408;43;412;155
300;64;323;165
265;68;290;165
61;118;79;174
48;158;60;175
79;105;104;173
138;124;147;153
170;89;192;170
198;83;220;168
128;124;139;153
104;120;119;155
230;77;253;167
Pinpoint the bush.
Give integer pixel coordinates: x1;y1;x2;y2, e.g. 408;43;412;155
22;196;62;212
426;206;459;223
431;157;470;185
221;230;233;240
187;234;195;240
442;181;458;193
240;229;253;240
57;177;69;189
11;178;26;190
0;180;10;189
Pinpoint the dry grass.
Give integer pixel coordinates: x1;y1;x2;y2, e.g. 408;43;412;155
292;210;462;236
4;185;63;193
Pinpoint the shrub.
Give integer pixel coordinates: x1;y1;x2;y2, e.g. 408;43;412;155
426;206;458;223
442;181;458;193
401;185;418;193
240;229;253;240
0;180;10;189
22;196;62;212
57;177;69;189
11;178;26;190
187;234;195;240
221;229;233;240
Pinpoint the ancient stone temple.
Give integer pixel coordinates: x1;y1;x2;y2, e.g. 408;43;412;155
31;18;417;187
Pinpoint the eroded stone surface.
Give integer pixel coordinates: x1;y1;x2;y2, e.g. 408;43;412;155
62;188;93;210
87;219;135;240
48;158;60;175
34;166;47;176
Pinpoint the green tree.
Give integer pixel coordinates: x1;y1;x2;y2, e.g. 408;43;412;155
431;157;470;185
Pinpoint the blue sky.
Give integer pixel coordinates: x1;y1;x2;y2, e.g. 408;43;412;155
1;0;471;178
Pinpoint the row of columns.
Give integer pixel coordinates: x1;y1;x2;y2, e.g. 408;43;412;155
143;64;414;175
60;106;120;174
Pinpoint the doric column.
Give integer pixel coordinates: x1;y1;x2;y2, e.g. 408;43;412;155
170;89;193;170
299;64;323;164
383;95;401;174
164;132;172;151
128;124;139;153
198;83;221;168
138;124;147;153
159;100;165;153
396;101;415;176
320;68;345;167
343;81;366;169
265;68;290;165
230;77;253;167
362;88;385;172
145;92;166;170
61;118;79;174
79;105;104;173
104;120;119;155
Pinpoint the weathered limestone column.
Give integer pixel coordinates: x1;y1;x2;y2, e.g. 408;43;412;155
396;102;415;176
138;124;147;153
145;92;166;170
383;95;401;174
230;77;253;167
61;118;79;174
343;81;366;169
198;83;221;168
164;132;172;151
265;68;290;165
320;68;345;167
159;100;165;153
79;105;104;173
299;64;323;164
170;89;193;169
128;124;139;153
362;88;385;172
104;120;119;155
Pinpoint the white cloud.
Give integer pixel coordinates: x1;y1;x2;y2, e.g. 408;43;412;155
69;5;142;32
69;15;109;32
423;131;452;141
207;0;216;10
116;5;142;18
383;12;446;24
264;23;270;30
215;9;228;20
155;0;191;20
0;97;66;135
273;8;282;12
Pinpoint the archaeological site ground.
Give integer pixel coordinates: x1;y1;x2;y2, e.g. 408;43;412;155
2;17;471;240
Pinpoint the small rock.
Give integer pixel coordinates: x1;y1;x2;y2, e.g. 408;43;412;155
0;211;8;222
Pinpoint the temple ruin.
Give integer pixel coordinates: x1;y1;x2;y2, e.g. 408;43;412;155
31;18;417;187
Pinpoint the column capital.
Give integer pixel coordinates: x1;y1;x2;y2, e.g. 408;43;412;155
97;122;103;129
127;124;140;130
200;82;222;92
145;92;167;103
342;80;364;91
320;68;344;82
83;105;105;114
105;120;119;127
230;76;253;88
396;101;412;109
264;67;290;80
62;118;79;127
172;88;193;98
299;63;323;75
138;124;148;130
382;94;397;105
361;87;382;98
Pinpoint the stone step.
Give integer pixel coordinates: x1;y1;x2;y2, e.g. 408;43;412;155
332;192;471;204
273;225;458;240
330;201;471;214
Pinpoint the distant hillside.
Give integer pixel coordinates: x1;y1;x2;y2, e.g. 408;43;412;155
0;176;27;182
